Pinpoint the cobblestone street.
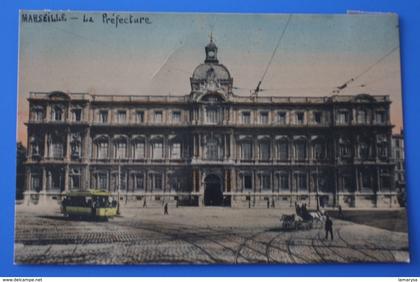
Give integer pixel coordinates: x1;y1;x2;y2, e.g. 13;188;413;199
14;206;409;264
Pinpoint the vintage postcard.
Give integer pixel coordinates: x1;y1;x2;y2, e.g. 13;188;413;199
15;11;409;264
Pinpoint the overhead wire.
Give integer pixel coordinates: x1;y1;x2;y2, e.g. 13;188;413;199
332;45;399;94
253;15;292;96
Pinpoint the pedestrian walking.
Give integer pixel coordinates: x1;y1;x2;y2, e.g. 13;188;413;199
338;205;343;218
164;202;169;215
325;214;333;240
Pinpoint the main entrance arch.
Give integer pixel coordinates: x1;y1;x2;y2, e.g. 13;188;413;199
204;174;223;206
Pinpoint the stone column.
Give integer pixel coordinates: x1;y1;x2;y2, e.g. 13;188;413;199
224;135;227;160
44;133;49;159
66;129;71;161
231;133;236;161
192;169;196;193
145;136;149;161
224;169;228;192
64;165;69;192
145;171;149;193
230;168;236;192
355;168;360;192
199;134;203;158
42;167;47;192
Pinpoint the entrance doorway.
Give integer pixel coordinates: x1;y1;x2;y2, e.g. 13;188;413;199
204;174;223;206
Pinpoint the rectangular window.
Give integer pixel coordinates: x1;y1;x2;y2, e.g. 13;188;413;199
52;143;64;159
243;174;252;191
381;175;391;189
378;144;388;158
242;112;251;124
119;173;127;191
259;142;270;161
357;110;367;124
260;112;269;124
339;143;350;158
260;174;271;191
134;142;145;159
171;143;181;159
34;109;44;121
375;111;386;124
241;143;252;160
152;142;163;159
206;108;218;124
99;110;108;123
337;111;349;124
343;175;353;192
154;111;163;123
172;111;181;123
31;174;41;192
314;112;322;124
135;174;144;191
98;142;108;159
277;112;286;124
152;174;162;191
296;112;305;125
72;109;82;122
70;172;80;190
278;174;289;191
52;107;63;121
296;173;307;191
97;173;107;190
136;111;144;123
117;110;127;123
115;142;127;159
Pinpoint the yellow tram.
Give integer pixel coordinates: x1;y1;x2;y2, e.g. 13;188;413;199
61;190;118;220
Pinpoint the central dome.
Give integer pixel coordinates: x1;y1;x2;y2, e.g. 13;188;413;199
192;63;231;80
190;37;234;101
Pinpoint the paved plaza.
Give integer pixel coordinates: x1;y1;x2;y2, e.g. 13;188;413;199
14;206;409;264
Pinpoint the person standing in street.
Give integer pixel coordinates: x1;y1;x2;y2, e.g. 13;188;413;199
164;202;169;215
325;214;333;240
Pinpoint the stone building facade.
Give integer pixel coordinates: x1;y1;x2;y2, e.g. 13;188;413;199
23;39;399;208
392;130;405;194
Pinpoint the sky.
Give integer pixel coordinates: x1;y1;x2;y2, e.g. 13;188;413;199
17;11;403;145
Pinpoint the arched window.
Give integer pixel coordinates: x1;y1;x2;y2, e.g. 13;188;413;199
51;105;64;121
49;132;65;159
151;141;163;159
259;141;271;161
294;172;307;191
206;106;220;124
133;140;145;159
206;136;219;160
113;136;128;159
170;142;182;159
31;106;44;121
377;134;388;159
359;139;371;160
294;139;307;161
312;140;325;160
240;142;253;160
338;137;352;158
30;136;40;157
94;136;109;159
277;139;289;161
70;133;81;159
